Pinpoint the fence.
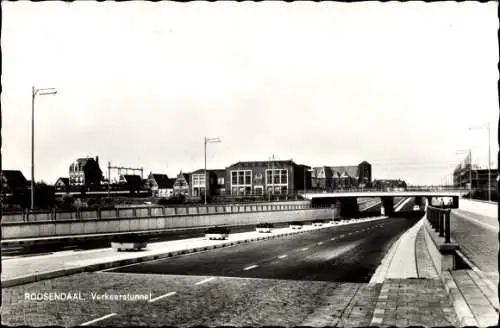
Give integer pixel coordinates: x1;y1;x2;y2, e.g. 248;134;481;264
426;205;452;243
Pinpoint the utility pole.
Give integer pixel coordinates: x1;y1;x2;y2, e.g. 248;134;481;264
31;86;57;210
204;137;221;205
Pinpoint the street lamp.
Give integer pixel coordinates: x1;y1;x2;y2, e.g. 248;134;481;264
31;86;57;210
204;137;221;205
469;123;491;201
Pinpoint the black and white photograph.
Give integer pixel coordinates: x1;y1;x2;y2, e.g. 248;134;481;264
1;1;498;327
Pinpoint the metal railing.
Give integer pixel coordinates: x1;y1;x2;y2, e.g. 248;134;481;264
303;186;468;194
426;205;452;243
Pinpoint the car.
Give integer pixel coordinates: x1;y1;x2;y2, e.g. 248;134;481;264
413;205;420;211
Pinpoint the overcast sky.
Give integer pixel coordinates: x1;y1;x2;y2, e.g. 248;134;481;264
2;1;498;185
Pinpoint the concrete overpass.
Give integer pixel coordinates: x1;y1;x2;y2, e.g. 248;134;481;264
301;189;468;218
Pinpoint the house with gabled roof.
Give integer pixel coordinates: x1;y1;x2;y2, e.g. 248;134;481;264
173;171;191;197
118;174;144;193
147;173;171;198
311;161;372;190
54;177;70;192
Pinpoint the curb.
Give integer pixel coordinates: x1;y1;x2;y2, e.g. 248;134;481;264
454;249;499;311
2;217;389;288
420;216;479;326
441;271;478;326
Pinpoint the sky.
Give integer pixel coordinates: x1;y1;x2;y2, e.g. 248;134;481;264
2;1;498;185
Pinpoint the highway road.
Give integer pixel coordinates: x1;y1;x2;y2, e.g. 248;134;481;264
1;198;390;257
1;198;422;327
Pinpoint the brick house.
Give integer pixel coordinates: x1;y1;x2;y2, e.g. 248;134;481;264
173;171;190;197
54;177;70;192
224;160;310;196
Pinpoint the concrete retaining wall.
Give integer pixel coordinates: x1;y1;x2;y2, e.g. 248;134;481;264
2;200;312;223
2;206;330;240
422;219;455;272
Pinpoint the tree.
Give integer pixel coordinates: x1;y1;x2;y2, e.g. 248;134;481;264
83;159;103;191
34;182;55;209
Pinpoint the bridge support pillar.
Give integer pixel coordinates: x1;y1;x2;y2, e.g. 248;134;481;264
381;197;395;217
338;197;359;218
414;197;423;206
451;196;459;209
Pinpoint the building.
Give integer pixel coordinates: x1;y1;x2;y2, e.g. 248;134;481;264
54;177;70;192
1;170;28;194
146;173;171;198
213;169;226;195
69;156;101;187
189;169;226;198
118;174;144;192
224;160;310;196
453;164;498;197
173;171;190;197
311;161;372;190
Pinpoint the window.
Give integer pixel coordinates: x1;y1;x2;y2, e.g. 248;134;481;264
230;170;252;195
266;169;288;185
218;177;224;185
281;170;287;184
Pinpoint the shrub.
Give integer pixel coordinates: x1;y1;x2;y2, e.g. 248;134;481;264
256;223;274;229
205;227;230;235
290;221;303;226
312;219;324;224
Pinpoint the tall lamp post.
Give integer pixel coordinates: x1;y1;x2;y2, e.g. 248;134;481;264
204;137;221;205
31;86;57;210
469;123;491;201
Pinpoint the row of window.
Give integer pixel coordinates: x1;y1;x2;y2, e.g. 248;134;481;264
230;169;289;186
231;186;288;196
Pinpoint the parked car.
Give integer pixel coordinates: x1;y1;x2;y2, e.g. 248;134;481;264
413;205;420;211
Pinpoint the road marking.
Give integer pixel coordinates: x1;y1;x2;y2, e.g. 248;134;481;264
339;234;345;238
330;237;336;240
195;277;215;285
149;291;176;303
243;265;259;271
81;313;117;326
300;247;309;251
278;254;288;259
317;242;324;245
62;245;78;249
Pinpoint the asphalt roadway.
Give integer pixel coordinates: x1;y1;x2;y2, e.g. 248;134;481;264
108;198;419;283
2;198;425;327
2;198;389;257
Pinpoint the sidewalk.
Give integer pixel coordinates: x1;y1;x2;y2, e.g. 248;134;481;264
1;216;388;288
370;216;498;327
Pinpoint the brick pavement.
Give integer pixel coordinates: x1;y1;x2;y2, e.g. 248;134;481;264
451;270;498;327
370;279;459;327
450;211;498;279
